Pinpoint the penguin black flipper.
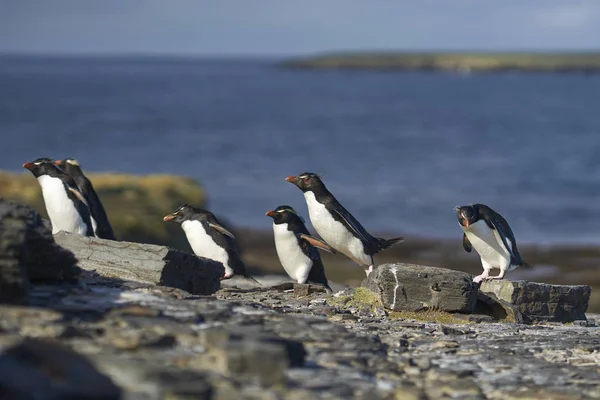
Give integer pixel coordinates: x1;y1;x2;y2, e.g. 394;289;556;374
300;238;333;293
476;204;529;268
299;233;336;254
205;220;261;285
462;233;472;253
64;182;95;237
330;204;403;255
55;159;116;240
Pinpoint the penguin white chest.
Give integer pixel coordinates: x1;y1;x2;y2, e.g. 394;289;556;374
181;220;232;275
272;223;312;283
37;175;88;235
463;221;510;268
303;191;369;266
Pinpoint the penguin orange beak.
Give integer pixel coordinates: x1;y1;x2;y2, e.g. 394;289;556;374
53;160;62;166
22;162;34;170
163;214;175;222
265;210;277;217
285;175;297;183
463;219;470;228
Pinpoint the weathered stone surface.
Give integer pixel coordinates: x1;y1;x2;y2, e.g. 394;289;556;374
0;209;29;304
0;199;78;283
362;263;478;313
475;291;524;323
0;271;598;399
199;327;306;386
0;338;121;399
54;231;223;295
479;280;591;322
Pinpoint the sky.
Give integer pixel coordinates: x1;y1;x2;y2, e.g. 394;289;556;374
1;0;599;56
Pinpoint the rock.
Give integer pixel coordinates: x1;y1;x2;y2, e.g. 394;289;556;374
0;338;121;399
362;263;478;313
479;280;591;323
54;231;223;295
198;327;306;386
0;209;30;304
293;283;329;296
0;199;78;283
1;269;598;399
475;291;524;324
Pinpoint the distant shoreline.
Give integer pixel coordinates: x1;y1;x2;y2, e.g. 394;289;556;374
280;51;600;73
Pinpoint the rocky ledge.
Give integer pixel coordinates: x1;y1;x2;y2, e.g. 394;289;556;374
1;200;598;400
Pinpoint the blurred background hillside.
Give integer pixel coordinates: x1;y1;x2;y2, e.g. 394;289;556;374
1;1;600;310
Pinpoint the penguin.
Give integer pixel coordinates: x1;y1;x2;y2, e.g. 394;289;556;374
455;203;529;283
23;158;94;237
266;205;334;292
163;204;260;284
54;158;116;240
286;172;404;276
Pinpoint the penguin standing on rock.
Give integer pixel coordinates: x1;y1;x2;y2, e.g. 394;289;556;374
266;205;334;292
286;172;404;276
455;203;529;283
23;158;94;237
163;204;260;284
54;158;116;240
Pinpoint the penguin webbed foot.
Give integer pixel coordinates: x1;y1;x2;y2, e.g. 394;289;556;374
221;273;234;281
482;274;506;281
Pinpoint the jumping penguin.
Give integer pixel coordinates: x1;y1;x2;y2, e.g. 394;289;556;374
266;205;334;292
455;203;529;283
286;172;404;276
23;157;94;237
163;204;260;284
54;158;116;240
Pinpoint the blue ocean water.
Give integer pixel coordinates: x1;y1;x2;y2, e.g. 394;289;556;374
1;55;599;244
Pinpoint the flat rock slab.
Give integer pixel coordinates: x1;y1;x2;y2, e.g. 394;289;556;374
479;280;591;323
362;263;478;313
0;338;121;400
54;231;223;295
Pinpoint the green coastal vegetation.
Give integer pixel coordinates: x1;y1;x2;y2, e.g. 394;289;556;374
281;52;600;73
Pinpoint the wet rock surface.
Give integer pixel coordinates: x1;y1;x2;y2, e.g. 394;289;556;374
362;263;478;313
0;271;597;400
480;280;591;323
54;231;224;295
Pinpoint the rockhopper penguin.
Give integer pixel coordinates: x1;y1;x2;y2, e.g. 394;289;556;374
455;203;529;283
163;204;260;284
286;172;404;276
23;157;94;237
266;205;334;292
54;158;116;240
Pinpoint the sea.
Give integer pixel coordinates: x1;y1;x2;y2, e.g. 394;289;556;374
1;55;599;245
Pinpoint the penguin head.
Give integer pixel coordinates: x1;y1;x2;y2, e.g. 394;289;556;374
164;204;236;239
455;205;478;228
265;205;305;225
54;158;83;175
163;204;200;225
23;158;61;178
285;172;325;193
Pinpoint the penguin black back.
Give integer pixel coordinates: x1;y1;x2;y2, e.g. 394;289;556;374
456;203;528;267
164;204;259;284
287;172;403;255
267;205;332;291
23;158;95;237
54;158;116;240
